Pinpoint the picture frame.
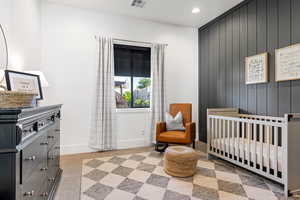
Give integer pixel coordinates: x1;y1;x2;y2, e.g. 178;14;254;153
245;52;268;85
275;43;300;82
5;70;43;100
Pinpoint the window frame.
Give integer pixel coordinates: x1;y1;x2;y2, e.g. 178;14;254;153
113;40;152;110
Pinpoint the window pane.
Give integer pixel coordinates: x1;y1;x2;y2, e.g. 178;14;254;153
114;44;151;77
133;77;151;108
114;46;131;76
131;49;151;77
114;76;131;108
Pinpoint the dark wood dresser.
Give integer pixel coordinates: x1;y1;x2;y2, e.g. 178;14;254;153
0;105;62;200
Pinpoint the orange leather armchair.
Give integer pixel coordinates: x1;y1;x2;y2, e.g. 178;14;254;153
156;103;196;148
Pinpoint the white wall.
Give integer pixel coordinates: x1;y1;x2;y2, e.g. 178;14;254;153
0;0;42;71
39;2;198;155
10;0;42;69
0;0;12;70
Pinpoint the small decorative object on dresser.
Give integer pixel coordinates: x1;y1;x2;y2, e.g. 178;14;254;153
245;52;268;84
5;70;43;100
0;105;62;200
0;91;37;108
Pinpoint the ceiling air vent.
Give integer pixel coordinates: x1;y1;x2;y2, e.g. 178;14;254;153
131;0;146;8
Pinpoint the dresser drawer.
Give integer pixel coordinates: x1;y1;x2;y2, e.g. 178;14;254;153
47;125;60;151
22;133;48;182
47;142;60;191
38;180;51;200
22;163;47;200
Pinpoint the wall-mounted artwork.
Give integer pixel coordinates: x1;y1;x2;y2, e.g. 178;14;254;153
275;43;300;82
245;52;268;84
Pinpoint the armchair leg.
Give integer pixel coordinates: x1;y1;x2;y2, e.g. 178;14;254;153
155;142;169;153
192;141;196;149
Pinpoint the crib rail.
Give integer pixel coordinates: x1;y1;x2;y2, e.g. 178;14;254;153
238;113;285;123
207;112;286;184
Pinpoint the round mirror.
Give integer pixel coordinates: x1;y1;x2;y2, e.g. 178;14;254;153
0;23;8;88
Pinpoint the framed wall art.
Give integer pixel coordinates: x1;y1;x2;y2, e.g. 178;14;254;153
5;70;43;100
245;52;268;84
275;43;300;82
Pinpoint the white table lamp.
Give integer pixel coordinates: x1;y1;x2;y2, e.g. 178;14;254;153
26;70;49;88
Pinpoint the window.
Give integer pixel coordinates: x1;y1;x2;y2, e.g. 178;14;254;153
114;44;151;109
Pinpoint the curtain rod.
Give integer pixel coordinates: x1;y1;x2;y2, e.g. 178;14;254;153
94;36;168;46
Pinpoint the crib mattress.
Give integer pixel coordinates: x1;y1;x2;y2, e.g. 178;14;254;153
211;138;283;172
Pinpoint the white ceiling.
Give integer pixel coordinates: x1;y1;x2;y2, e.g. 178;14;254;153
46;0;243;27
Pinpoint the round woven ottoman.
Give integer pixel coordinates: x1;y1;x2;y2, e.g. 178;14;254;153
164;146;200;177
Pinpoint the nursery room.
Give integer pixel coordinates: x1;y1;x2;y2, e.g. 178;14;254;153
0;0;300;199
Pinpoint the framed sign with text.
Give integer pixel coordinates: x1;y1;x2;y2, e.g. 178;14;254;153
245;52;268;84
275;43;300;82
5;70;43;100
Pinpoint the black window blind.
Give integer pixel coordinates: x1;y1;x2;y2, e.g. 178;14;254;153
114;44;151;77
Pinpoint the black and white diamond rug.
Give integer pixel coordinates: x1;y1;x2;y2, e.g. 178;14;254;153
80;150;290;200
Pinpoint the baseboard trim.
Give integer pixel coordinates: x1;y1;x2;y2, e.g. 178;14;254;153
117;138;151;150
61;139;151;155
61;144;96;155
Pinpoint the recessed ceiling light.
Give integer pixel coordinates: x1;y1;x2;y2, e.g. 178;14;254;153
192;7;200;14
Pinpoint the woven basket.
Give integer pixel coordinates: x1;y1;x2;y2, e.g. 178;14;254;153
164;146;200;177
0;91;37;108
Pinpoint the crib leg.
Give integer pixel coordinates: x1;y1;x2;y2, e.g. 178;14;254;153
207;153;214;160
284;185;290;199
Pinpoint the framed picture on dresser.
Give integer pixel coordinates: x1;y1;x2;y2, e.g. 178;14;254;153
5;70;43;100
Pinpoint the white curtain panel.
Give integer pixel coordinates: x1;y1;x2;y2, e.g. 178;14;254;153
150;44;167;143
89;37;116;151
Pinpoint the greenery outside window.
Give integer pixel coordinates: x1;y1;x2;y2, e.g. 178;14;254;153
114;44;151;109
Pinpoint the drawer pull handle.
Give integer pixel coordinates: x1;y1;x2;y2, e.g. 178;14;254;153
24;190;34;196
40;167;48;171
55;146;60;150
48;135;55;139
55;129;60;132
40;192;49;197
48;177;55;182
25;156;36;161
40;142;49;145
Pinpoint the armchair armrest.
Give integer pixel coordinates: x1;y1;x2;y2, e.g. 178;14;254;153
156;122;166;137
185;122;196;141
156;122;166;143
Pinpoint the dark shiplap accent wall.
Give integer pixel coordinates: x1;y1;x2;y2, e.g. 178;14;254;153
198;0;300;142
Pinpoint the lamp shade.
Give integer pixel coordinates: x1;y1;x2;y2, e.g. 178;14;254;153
0;69;5;87
26;70;49;88
0;69;4;80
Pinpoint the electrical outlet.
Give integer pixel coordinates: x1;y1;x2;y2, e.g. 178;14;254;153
141;130;145;135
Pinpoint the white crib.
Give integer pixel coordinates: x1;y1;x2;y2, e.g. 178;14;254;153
207;108;300;198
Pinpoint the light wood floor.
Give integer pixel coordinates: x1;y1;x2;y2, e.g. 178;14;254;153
54;146;154;200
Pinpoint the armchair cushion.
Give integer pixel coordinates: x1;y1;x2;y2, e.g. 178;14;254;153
165;112;185;131
157;131;187;143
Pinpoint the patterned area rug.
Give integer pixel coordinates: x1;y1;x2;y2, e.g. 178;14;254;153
80;150;291;200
